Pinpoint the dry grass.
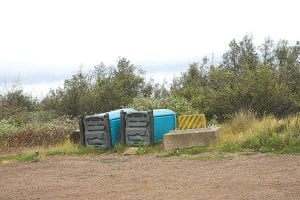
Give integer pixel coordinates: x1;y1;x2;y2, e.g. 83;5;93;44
217;111;300;153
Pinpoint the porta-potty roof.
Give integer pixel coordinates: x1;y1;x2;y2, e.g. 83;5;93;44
91;108;135;120
106;108;135;120
153;109;176;116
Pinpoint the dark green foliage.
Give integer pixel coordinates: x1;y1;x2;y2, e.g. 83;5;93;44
0;89;37;120
42;58;148;117
40;37;300;120
129;96;198;116
171;35;300;120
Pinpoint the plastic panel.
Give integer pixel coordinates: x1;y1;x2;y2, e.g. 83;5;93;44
83;115;110;148
125;111;151;146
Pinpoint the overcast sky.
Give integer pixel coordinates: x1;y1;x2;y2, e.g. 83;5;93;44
0;0;299;97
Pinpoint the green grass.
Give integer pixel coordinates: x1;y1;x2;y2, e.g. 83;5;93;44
0;152;41;163
136;142;164;155
1;112;299;164
112;143;127;154
0;140;105;164
218;143;242;153
216;111;300;154
15;152;40;162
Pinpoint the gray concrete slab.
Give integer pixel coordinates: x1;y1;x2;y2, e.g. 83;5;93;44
163;126;221;151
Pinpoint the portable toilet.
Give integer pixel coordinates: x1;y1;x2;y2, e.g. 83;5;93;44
120;109;176;146
79;108;135;148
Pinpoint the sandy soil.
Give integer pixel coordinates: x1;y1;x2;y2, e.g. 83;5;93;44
0;153;299;200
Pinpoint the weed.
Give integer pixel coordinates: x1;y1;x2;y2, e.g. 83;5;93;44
15;152;40;162
136;142;164;155
219;143;241;153
136;143;148;155
112;143;126;154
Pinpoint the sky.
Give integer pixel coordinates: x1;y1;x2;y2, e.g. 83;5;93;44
0;0;299;98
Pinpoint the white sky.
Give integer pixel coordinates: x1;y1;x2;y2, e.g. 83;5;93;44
0;0;299;97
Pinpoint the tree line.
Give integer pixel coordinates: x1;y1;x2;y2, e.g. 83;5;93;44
1;35;299;121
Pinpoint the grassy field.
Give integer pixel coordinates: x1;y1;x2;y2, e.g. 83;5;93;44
0;111;299;164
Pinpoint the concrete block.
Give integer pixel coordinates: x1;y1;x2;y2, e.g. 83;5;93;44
163;126;221;151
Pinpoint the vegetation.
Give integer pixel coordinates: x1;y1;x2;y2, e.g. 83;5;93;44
1;110;299;164
0;35;299;158
0;140;105;164
217;111;300;153
0;114;75;148
171;37;300;120
39;36;300;120
128;96;198;116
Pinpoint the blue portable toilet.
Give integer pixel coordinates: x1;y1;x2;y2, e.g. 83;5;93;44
120;109;176;146
79;108;135;148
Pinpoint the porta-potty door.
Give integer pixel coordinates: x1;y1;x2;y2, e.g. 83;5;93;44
83;115;112;148
124;111;153;146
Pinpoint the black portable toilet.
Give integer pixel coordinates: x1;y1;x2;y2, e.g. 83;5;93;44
79;108;135;148
120;109;176;146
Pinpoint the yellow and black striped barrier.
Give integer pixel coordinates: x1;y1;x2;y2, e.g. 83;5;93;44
177;114;206;130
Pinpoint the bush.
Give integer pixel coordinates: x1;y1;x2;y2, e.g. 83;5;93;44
0;116;76;148
0;119;19;137
128;96;199;116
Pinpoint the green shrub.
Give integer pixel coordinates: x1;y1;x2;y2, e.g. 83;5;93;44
0;119;20;137
129;96;199;116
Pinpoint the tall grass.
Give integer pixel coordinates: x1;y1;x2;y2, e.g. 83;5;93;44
0;114;76;148
217;111;300;153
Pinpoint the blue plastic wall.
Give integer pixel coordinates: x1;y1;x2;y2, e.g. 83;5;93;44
106;108;135;145
153;109;176;142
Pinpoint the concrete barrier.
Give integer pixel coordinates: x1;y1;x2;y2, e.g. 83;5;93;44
163;126;221;151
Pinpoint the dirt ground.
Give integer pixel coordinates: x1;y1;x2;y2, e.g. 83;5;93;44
0;153;299;200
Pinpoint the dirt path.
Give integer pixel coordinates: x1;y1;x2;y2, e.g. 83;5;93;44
0;153;299;200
